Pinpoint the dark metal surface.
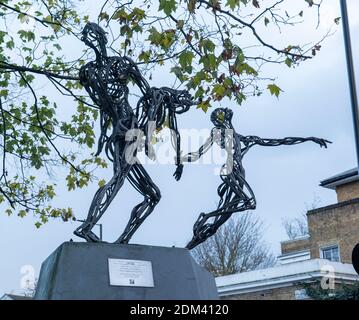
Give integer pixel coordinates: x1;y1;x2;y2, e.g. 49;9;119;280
340;0;359;170
76;219;103;241
74;23;195;243
352;243;359;275
178;108;330;250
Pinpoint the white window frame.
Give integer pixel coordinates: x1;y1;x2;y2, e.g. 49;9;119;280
320;244;341;262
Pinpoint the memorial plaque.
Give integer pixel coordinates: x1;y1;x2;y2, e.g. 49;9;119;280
108;258;154;287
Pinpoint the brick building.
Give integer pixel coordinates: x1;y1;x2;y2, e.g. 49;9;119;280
216;169;359;300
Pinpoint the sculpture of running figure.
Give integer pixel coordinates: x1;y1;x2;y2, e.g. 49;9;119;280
75;23;194;243
175;108;331;250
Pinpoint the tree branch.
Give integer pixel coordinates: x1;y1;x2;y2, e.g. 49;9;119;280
0;61;79;81
0;1;78;36
19;71;83;174
198;0;312;60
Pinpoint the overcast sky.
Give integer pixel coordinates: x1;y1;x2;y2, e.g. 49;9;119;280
1;0;359;295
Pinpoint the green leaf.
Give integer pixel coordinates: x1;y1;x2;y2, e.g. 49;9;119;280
177;19;184;29
285;57;293;68
200;39;216;54
139;51;151;63
227;0;240;10
99;12;110;21
200;54;218;71
53;43;62;51
6;40;14;49
234;62;258;76
18;210;27;218
212;84;226;100
148;27;176;50
179;50;194;72
267;84;283;97
18;30;35;42
0;89;9;98
188;0;197;13
197;100;210;113
98;179;106;188
159;0;177;16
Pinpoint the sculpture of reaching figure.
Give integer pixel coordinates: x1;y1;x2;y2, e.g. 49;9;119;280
174;108;331;250
74;23;195;243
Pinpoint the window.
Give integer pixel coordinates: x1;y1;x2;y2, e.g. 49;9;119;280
321;245;340;262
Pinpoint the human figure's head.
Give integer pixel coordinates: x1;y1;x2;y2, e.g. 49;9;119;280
81;22;108;59
211;108;233;128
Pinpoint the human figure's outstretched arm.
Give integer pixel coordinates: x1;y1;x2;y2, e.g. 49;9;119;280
169;109;183;169
241;135;331;149
173;130;215;181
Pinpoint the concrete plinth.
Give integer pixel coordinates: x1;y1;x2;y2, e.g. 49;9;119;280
34;242;219;300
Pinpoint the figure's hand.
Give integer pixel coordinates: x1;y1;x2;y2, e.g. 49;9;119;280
311;138;332;148
173;164;184;181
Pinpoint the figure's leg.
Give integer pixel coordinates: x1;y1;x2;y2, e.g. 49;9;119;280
74;165;130;242
115;164;161;244
186;174;256;250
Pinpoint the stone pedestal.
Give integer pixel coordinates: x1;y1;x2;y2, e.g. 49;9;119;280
34;242;219;300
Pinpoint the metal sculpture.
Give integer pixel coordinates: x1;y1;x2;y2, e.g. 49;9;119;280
175;108;331;250
74;23;194;243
